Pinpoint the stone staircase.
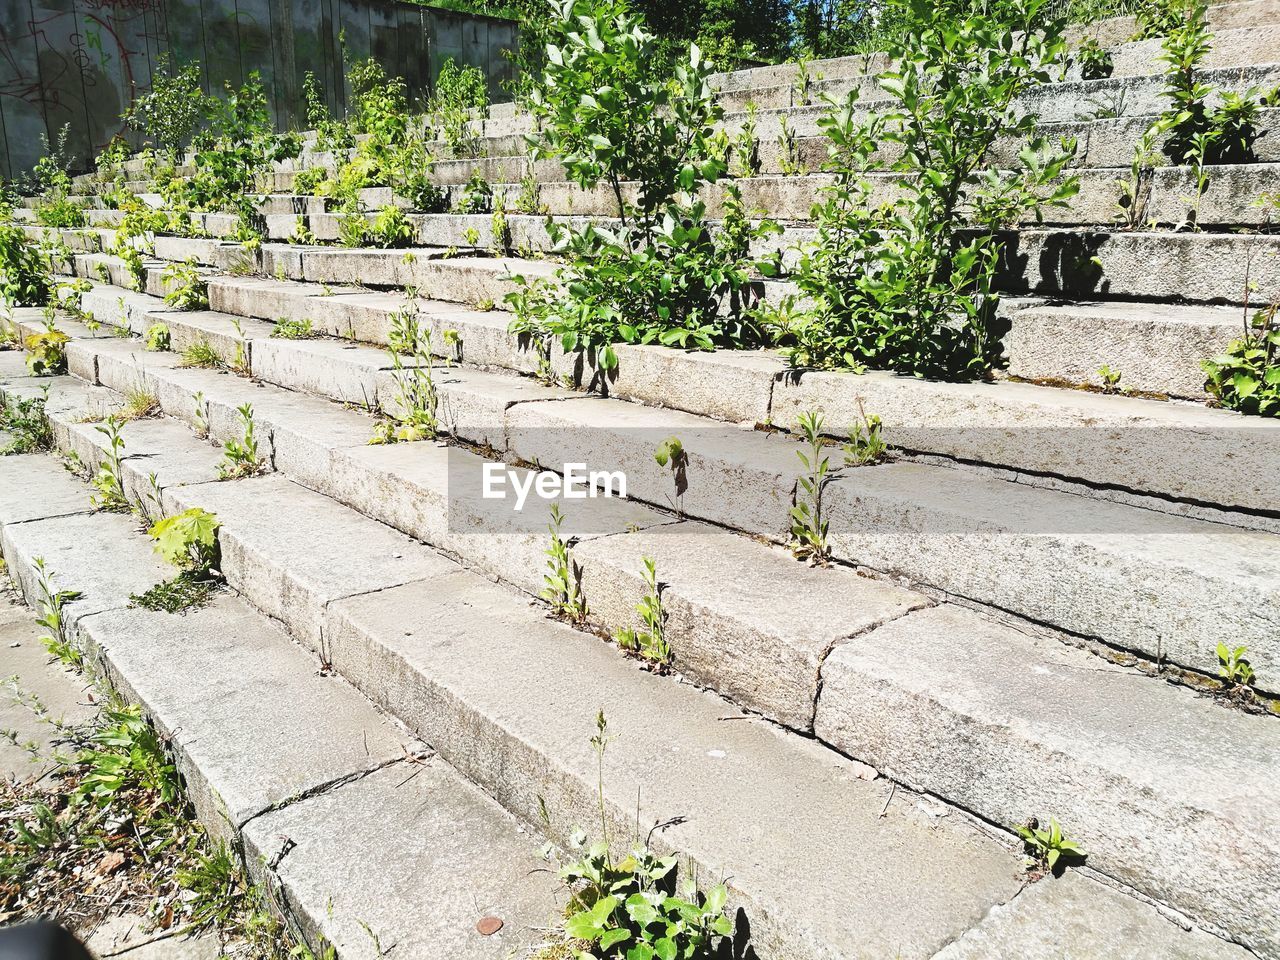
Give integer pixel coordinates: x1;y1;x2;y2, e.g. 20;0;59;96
2;1;1279;956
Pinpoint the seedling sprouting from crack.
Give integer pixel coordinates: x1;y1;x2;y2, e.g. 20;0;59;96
1218;643;1255;688
843;400;887;466
654;435;688;513
1016;817;1085;877
790;410;830;564
90;416;129;513
614;556;670;665
541;504;587;623
1098;365;1123;395
370;307;439;444
33;558;83;668
192;391;209;439
218;403;265;480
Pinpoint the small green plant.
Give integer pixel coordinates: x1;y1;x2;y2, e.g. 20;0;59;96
367;204;415;248
1202;297;1278;416
613;556;670;664
192;391;209;439
548;711;732;959
0;385;53;454
90;417;130;512
75;703;179;807
218;403;265;479
843;403;887;465
271;316;314;339
1098;365;1123;394
789;411;830;564
136;504;221;611
370;308;439;443
145;323;171;351
1217;643;1255;687
229;317;249;374
541;504;587;623
180;340;224;369
1015;817;1085;876
33;557;83;668
777;115;805;176
122;386;161;421
24;322;70;375
148;506;220;571
162;259;209;310
456;170;493;215
654;435;688;511
1074;36;1113;80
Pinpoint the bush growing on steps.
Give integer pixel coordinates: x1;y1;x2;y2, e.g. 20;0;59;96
123;55;213;157
183;73;302;224
508;0;780;370
775;0;1078;380
31;124;86;230
1127;0;1280;229
427;57;490;158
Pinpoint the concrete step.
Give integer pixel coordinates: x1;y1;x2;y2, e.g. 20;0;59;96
705;0;1280;93
75;276;1280;516
56;153;1280;228
10;354;1276;957
0;394;1032;960
26;314;1280;702
1005;300;1247;397
0;452;560;959
57;216;1280;313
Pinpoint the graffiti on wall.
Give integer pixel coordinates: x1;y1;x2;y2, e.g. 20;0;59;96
0;0;517;178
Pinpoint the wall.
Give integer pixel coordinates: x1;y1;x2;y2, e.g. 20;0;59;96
0;0;518;179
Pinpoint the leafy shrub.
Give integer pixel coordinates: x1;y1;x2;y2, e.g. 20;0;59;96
455;170;493;214
145;325;171;350
184;73;299;219
509;0;777;370
779;0;1077;380
0;225;52;306
366;204;415;248
124;55;212;154
31;125;85;228
1143;0;1270;226
0;385;53;454
428;57;489;157
162;260;209;310
304;70;356;155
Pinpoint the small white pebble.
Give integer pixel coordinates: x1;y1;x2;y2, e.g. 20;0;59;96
707;749;727;759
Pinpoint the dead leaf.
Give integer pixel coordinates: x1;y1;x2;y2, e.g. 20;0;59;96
96;851;126;877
